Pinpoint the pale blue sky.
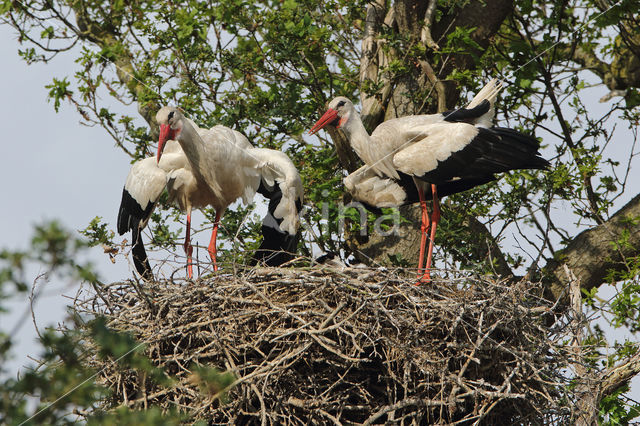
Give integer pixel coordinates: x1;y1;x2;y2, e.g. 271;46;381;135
0;24;131;374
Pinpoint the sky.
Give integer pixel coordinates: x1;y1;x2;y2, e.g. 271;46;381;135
0;19;638;414
0;23;249;377
0;25;132;375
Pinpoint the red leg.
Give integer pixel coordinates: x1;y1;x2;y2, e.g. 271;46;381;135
421;184;440;283
184;212;194;279
416;187;430;284
207;211;221;272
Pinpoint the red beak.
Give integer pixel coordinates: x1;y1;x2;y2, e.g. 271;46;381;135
157;124;172;163
309;109;339;135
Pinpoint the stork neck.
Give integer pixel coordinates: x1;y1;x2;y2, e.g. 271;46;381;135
175;119;206;170
340;113;374;165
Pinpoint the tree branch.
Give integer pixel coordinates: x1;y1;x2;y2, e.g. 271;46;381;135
573;349;640;423
544;193;640;299
72;5;160;137
418;59;447;112
420;0;439;50
464;215;513;278
528;39;640;95
600;351;640;398
515;14;605;225
360;1;394;132
431;0;515;75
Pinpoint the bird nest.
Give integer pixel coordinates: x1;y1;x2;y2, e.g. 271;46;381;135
74;267;575;424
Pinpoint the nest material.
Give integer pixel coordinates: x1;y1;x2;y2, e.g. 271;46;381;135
75;267;574;424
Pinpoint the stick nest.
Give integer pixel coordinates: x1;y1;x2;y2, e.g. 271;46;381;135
75;267;574;424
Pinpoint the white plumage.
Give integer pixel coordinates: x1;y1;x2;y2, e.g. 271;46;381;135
391;122;479;176
343;165;408;208
310;79;548;282
117;109;303;279
311;80;502;181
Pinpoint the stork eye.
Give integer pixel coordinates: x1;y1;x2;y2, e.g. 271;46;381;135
336;100;346;108
168;111;175;120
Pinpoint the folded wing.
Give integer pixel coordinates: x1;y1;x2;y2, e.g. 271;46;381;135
117;157;168;279
249;147;304;266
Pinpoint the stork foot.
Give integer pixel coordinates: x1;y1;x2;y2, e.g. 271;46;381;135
415;270;432;285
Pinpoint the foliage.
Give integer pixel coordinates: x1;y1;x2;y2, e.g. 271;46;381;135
599;383;640;425
2;0;640;421
80;216;116;249
0;221;93;296
0;222;235;423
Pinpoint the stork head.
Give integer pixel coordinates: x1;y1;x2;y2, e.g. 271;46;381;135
309;97;354;135
155;106;184;163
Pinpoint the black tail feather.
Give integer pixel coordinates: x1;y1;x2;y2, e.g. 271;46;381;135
251;181;301;267
443;99;491;123
117;187;155;280
131;227;154;280
490;127;550;170
419;126;549;185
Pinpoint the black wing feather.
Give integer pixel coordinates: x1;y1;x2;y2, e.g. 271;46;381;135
117;187;155;280
251;180;302;267
443;99;491;123
417;127;549;184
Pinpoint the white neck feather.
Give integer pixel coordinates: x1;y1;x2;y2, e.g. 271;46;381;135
340;111;375;166
339;108;399;179
175;118;206;171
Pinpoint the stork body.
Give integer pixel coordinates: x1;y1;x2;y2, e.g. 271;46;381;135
118;110;303;279
117;140;214;279
310;80;549;282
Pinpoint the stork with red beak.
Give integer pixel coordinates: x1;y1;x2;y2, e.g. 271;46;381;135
117;139;215;279
309;80;549;282
118;107;303;279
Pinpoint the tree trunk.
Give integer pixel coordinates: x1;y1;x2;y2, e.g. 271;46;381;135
544;193;640;300
345;0;516;269
346;204;422;268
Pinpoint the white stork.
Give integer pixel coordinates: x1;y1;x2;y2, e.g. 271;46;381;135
117;108;303;279
309;79;549;282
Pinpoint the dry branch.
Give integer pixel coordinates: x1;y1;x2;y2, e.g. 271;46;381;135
74;267;580;424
